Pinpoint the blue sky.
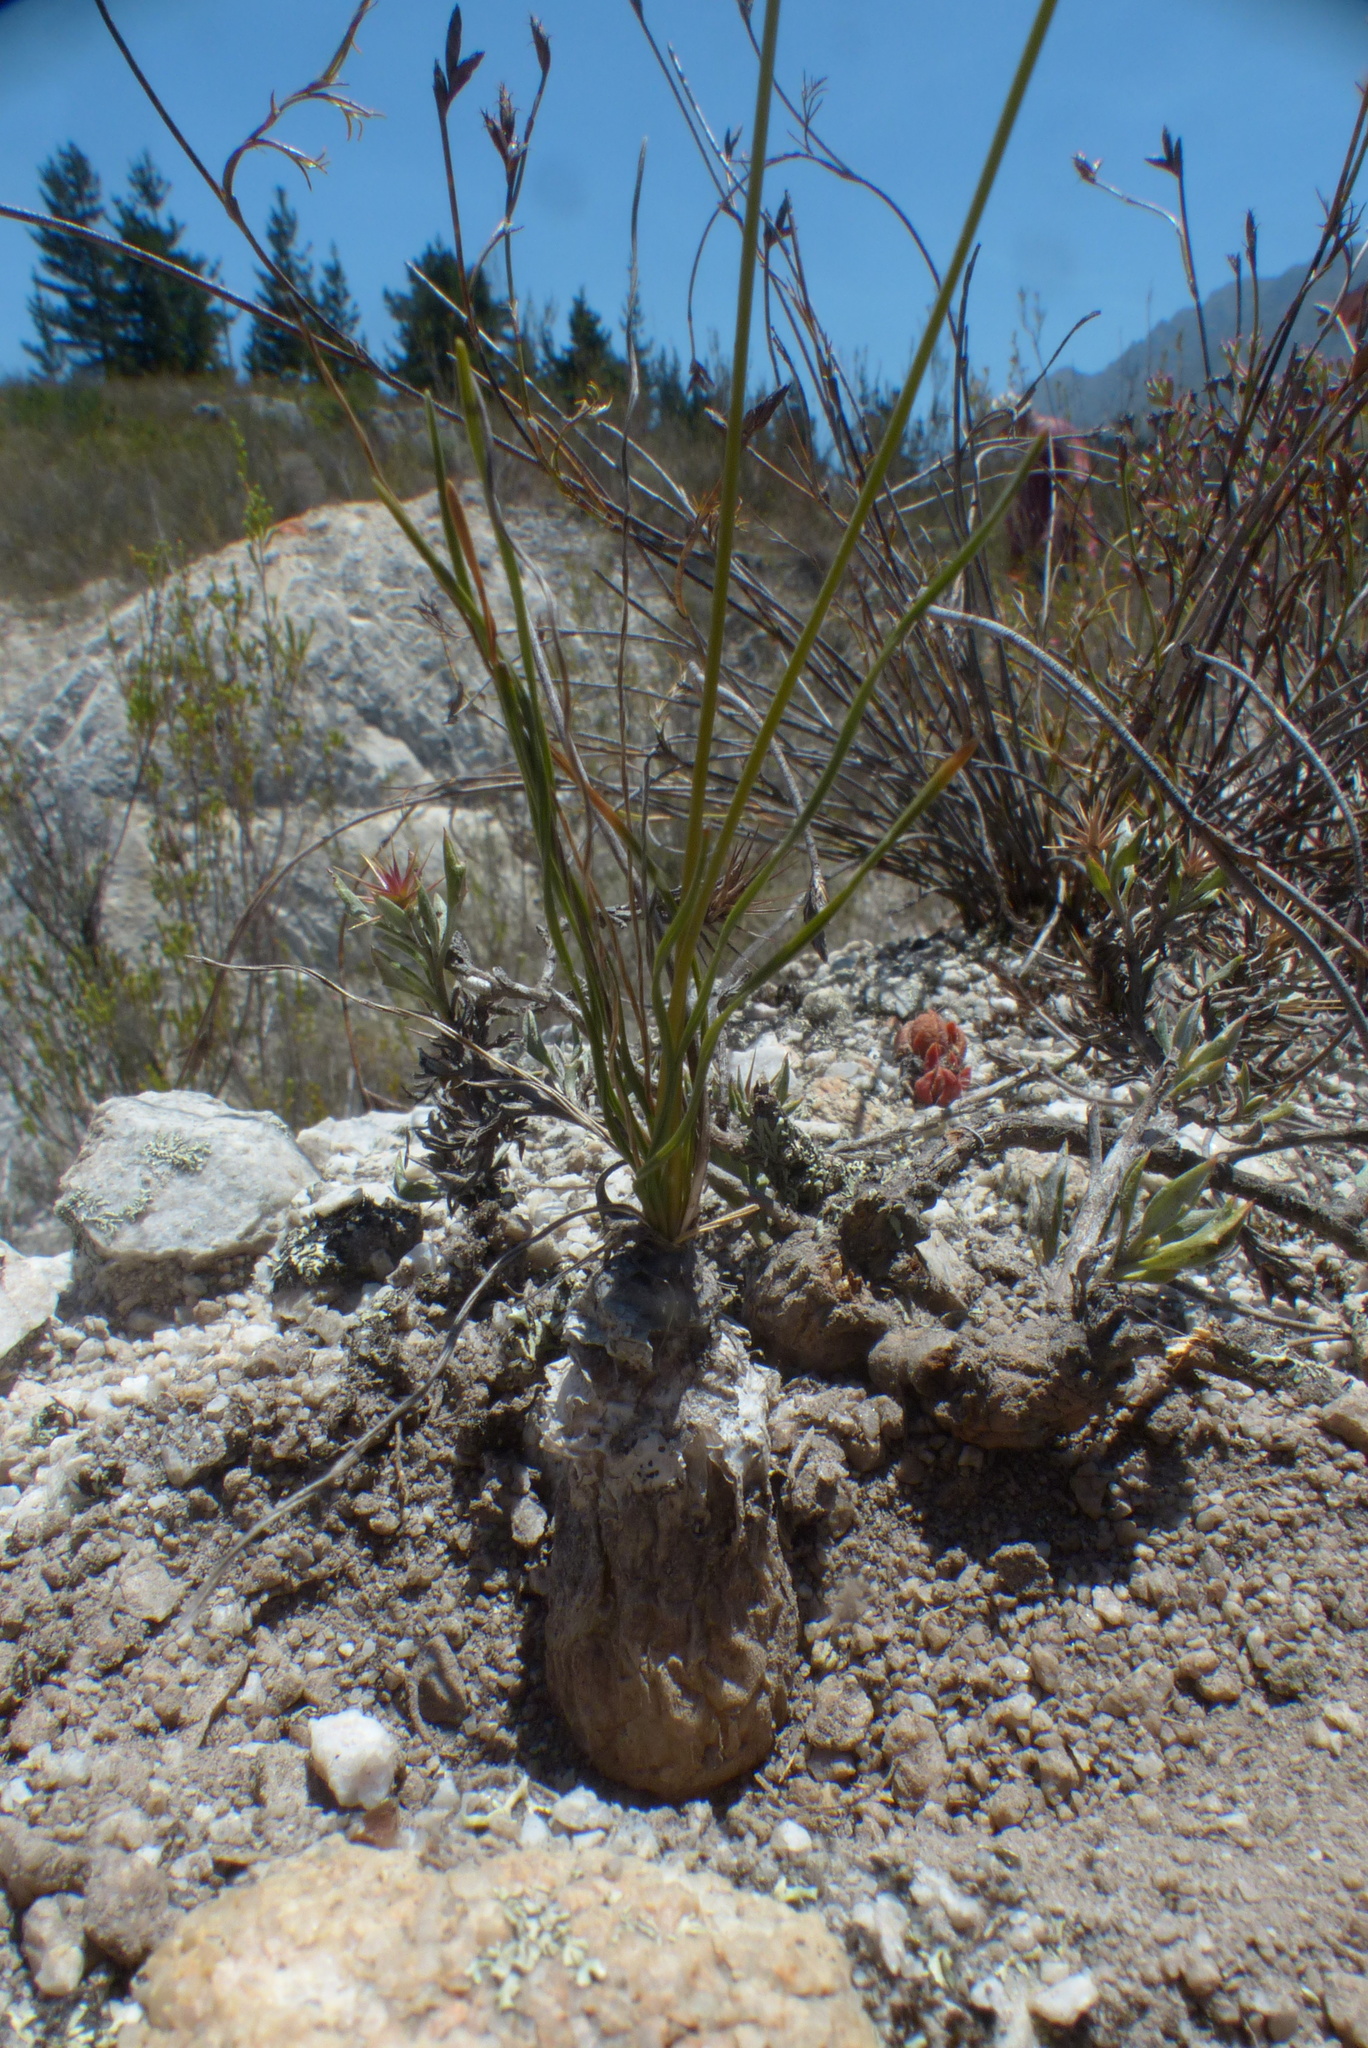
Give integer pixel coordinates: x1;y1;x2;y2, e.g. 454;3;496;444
0;0;1365;395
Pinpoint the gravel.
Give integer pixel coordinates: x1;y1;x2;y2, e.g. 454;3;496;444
0;926;1363;2046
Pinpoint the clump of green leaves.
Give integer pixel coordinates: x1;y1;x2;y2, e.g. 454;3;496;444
1025;997;1270;1294
1064;800;1228;1050
1106;1155;1249;1285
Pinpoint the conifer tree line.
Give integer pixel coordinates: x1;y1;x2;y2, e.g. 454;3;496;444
24;141;710;425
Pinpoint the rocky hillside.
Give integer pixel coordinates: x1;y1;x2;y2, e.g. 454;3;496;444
0;485;623;1235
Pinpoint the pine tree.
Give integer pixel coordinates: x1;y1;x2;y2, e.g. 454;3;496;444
27;145;230;378
244;189;316;380
109;154;230;375
25;143;122;376
315;247;362;349
384;241;509;396
542;291;626;410
244;193;362;380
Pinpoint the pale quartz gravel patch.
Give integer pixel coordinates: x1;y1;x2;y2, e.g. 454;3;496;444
125;1837;879;2048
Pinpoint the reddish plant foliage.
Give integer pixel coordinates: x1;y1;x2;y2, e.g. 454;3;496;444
893;1010;971;1106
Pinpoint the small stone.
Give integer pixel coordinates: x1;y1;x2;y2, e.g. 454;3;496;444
984;1781;1032;1832
805;1674;874;1754
160;1424;229;1492
1037;1748;1082;1797
882;1709;937;1760
0;1243;71;1372
1245;1977;1303;2043
848;1892;911;1978
1071;1468;1107;1519
1195;1664;1243;1706
21;1893;86;1998
1324;1701;1365;1737
1320;1383;1368;1454
1029;1970;1100;2028
83;1847;173;1969
6;1701;58;1756
990;1543;1051;1596
252;1744;309;1818
772;1818;814;1857
1179;1948;1223;2000
1326;1970;1368;2048
885;1719;948;1809
1092;1587;1126;1627
1029;1643;1064;1695
909;1864;985;1938
510;1494;548;1549
118;1556;181;1624
549;1788;617;1835
802;984;849;1025
1103;1659;1174;1719
309;1710;400;1810
1311;1718;1346;1756
0;1818;90;1910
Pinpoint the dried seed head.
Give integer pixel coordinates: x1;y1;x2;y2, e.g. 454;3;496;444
741;383;791;442
445;6;464;87
530;15;551;78
703;839;764;926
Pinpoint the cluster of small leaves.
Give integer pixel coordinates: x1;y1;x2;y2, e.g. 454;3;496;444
466;1888;606;2014
1027;999;1267;1285
719;1059;846;1213
1106;1152;1249;1286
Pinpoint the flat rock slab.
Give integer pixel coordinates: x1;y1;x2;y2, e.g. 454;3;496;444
126;1837;878;2048
56;1092;315;1293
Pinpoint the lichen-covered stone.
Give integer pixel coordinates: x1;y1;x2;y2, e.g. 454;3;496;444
56;1091;314;1306
127;1839;879;2047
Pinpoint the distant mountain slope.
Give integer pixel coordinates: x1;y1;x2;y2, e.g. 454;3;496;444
1039;261;1354;429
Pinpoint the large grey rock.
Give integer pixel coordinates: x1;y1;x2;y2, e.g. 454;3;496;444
56;1091;314;1305
126;1838;878;2047
0;492;619;1240
0;1242;71;1372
